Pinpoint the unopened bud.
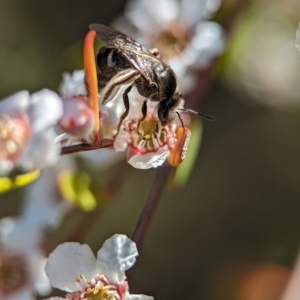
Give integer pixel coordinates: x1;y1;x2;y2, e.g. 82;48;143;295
58;96;95;138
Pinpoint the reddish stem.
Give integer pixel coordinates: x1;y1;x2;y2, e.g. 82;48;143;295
131;0;250;250
61;138;114;154
132;165;171;249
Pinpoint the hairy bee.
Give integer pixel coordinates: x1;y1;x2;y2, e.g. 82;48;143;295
90;24;213;134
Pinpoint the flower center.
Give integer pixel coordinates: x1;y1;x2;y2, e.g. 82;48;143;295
153;22;190;59
123;117;176;154
67;274;127;300
0;115;30;161
0;249;29;296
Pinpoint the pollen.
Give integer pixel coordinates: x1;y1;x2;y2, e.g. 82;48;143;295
0;115;30;161
181;130;191;160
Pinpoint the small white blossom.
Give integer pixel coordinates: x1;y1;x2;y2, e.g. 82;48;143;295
58;70;125;168
108;87;189;169
0;218;51;300
56;70;96;142
0;89;63;175
115;0;224;93
58;96;95;139
44;234;153;300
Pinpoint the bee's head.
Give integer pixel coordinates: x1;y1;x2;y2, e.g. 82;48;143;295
158;92;214;127
157;92;184;126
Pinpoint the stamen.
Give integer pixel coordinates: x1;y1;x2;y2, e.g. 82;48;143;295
71;274;122;300
84;30;99;136
168;127;191;166
0;115;29;161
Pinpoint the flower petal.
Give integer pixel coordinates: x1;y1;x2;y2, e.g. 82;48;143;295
59;96;95;138
97;234;138;284
59;70;87;98
28;89;63;132
0;90;30;116
127;148;169;169
45;242;98;292
185;21;224;69
125;0;156;33
181;0;221;25
125;294;154;300
4;287;34;300
17;129;60;171
0;159;14;176
181;0;207;26
3;219;42;254
126;0;179;31
31;255;52;296
80;148;124;171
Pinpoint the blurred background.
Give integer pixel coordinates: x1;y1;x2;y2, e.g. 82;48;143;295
1;0;300;299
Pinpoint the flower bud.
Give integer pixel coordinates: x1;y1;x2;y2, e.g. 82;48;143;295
58;96;95;138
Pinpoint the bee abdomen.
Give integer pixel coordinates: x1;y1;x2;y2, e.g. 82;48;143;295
96;47;131;88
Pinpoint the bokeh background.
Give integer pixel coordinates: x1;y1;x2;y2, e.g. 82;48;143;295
1;0;300;299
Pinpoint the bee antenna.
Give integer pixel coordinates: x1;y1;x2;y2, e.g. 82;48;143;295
179;108;215;121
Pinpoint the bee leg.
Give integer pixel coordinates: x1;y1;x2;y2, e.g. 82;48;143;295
101;69;140;105
176;112;185;129
114;85;133;137
155;123;160;133
137;100;148;134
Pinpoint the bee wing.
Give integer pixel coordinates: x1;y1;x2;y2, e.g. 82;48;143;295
89;24;126;48
90;24;159;84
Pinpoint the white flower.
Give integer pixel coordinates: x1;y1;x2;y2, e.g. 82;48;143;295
44;234;153;300
56;70;96;142
0;217;51;300
108;87;191;169
58;70;126;168
59;70;87;98
115;0;224;93
58;95;95;139
0;89;63;175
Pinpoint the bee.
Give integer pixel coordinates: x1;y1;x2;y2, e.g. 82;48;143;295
90;24;213;134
